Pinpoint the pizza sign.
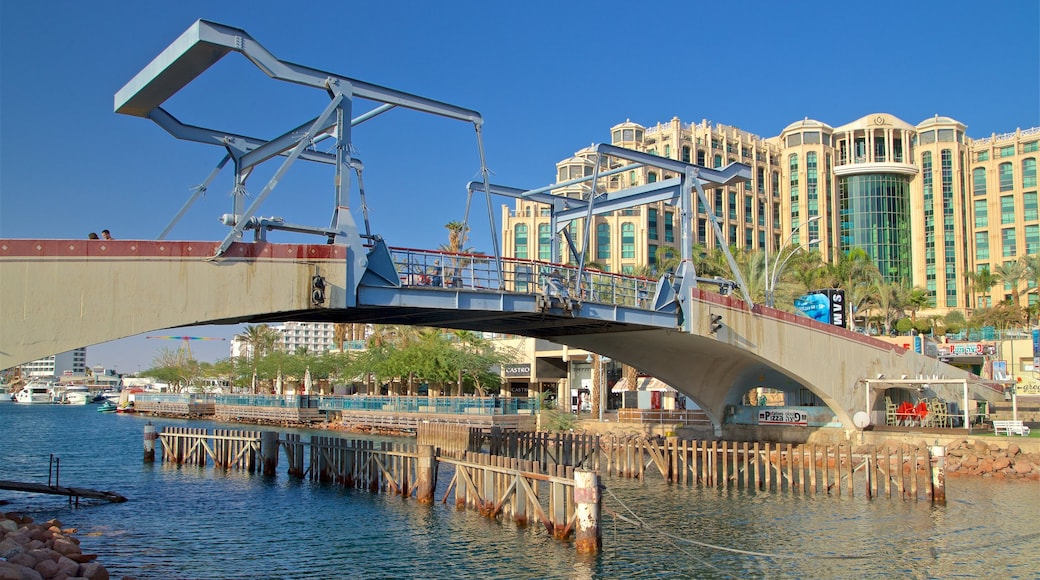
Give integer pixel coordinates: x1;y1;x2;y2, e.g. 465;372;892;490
758;409;808;426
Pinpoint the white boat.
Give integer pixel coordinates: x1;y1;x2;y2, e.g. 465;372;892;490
15;382;53;404
63;385;91;405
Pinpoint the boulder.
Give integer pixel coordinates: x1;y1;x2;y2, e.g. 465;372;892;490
0;561;42;580
1008;444;1021;456
76;562;109;580
33;558;59;579
1013;461;1034;474
993;457;1012;470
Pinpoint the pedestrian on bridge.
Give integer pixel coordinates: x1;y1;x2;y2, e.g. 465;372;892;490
101;229;113;240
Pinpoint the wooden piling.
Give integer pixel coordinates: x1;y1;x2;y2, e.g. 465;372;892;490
261;431;279;475
143;422;157;463
929;445;946;505
573;470;601;554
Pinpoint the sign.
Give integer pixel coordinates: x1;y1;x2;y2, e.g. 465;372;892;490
937;343;996;357
794;289;845;327
503;364;531;378
757;408;808;426
1033;329;1039;371
1017;383;1040;396
509;383;529;396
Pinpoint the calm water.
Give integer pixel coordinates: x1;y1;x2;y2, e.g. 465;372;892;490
1;401;1037;579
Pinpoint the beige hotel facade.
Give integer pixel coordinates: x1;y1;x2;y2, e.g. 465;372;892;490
502;114;1040;314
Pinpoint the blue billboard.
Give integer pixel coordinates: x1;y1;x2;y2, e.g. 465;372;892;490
794;289;846;327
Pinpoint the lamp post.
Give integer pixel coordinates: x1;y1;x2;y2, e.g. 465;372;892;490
764;215;822;308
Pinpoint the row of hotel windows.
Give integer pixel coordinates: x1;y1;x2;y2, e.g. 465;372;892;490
972;158;1037;194
976;140;1039;162
974;227;1040;259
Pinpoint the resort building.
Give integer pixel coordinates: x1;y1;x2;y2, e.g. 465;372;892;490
20;348;87;379
501;114;1039;313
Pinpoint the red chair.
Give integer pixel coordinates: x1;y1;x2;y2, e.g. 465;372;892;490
914;401;929;426
896;402;914;426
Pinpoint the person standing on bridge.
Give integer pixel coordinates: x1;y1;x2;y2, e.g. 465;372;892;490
87;232;99;239
101;229;113;240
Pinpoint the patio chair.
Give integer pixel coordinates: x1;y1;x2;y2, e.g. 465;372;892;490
885;396;898;426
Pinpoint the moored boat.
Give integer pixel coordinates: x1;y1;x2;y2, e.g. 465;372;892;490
63;385;91;405
97;400;118;413
14;382;53;404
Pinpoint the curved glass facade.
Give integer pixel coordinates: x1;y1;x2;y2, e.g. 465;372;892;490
838;174;912;284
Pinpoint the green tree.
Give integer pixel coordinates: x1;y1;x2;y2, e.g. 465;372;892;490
907;287;931;322
235;324;280;393
966;267;998;310
994;260;1028;306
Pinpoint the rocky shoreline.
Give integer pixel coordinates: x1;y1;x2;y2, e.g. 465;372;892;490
0;512;115;580
944;439;1040;479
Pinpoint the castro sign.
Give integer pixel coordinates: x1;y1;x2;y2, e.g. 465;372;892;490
503;364;532;378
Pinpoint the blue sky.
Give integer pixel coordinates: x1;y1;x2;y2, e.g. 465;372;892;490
2;1;1038;373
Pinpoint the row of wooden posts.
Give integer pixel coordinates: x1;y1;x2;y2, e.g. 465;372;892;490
150;424;602;553
146;422;949;553
421;425;948;503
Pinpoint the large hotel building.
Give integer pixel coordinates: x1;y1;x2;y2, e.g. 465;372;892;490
502;113;1039;314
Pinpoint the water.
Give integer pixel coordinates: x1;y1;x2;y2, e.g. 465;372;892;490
1;401;1037;579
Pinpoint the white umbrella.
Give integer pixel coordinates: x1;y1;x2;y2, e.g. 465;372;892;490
304;368;312;394
275;372;283;395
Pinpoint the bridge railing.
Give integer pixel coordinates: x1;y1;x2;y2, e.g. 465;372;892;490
389;247;658;308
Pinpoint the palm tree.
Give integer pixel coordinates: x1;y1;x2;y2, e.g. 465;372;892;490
907;287;931;322
235;324;279;393
994;260;1027;306
966;267;998;310
1019;253;1039;305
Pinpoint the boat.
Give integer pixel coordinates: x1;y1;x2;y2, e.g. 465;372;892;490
115;401;136;414
63;385;92;405
14;382;53;404
97;401;118;413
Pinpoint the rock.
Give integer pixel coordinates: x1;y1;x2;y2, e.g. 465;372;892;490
0;520;18;533
52;539;81;557
28;548;60;563
67;554;97;564
0;537;26;559
993;457;1012;470
76;562;109;580
978;458;994;473
960;454;979;468
1008;444;1021;456
0;562;43;580
1013;461;1034;474
34;559;59;579
56;556;79;578
7;554;35;569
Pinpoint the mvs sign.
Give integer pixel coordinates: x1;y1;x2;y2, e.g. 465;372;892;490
795;288;845;327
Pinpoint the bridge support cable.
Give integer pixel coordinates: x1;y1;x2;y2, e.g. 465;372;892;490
157;154;231;240
688;170;754;307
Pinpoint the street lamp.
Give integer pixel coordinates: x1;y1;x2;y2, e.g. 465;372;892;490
764;215;822;308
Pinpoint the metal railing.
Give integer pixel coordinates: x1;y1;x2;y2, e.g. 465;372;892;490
389;248;659;308
317;395;538;415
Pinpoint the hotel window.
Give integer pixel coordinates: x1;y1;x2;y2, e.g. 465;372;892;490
771;171;780;196
538;224;551;261
714;191;724;218
728;225;738;244
1023;158;1037;188
999;162;1013;191
514;224;528;259
789;154;799;205
1002;228;1017;257
1024;141;1039;153
974;199;988;227
664;212;674;242
648;172;658;183
664;145;671;158
629;171;637;186
975;232;989;260
976;150;989;162
972;167;987;196
596;224;610;260
697;150;706;165
681;146;691;163
999;145;1015;158
1001;195;1015;224
621;223;635;259
648;209;658;240
1026;225;1040;255
744;195;753;224
713;154;722;168
648;244;658;268
728;191;737;220
1025;192;1038;221
757;167;765;193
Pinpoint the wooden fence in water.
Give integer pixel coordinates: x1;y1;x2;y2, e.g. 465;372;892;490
155;426;598;550
419;426;946;502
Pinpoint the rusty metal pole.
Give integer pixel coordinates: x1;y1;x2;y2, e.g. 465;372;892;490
574;469;601;554
415;445;437;503
143;422;157;463
929;444;946;505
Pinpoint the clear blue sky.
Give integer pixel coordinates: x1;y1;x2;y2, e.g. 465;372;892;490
2;1;1038;373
